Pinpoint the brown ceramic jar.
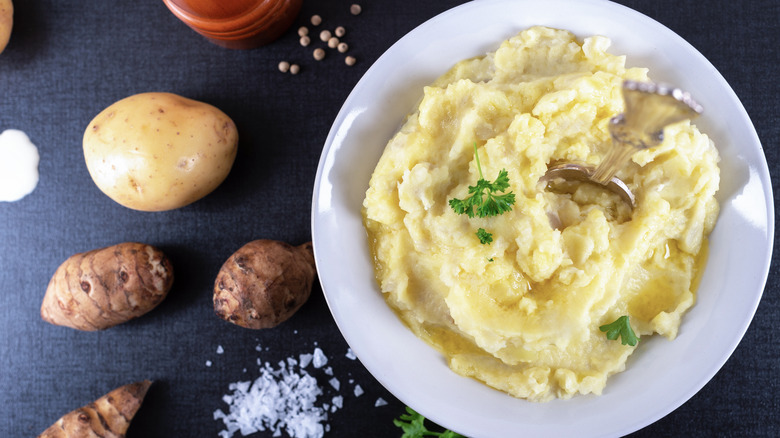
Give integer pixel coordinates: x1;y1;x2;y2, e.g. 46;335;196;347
162;0;302;49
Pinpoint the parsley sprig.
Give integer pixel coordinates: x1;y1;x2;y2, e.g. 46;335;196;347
448;143;515;219
476;228;493;245
449;143;515;245
393;406;465;438
599;315;639;346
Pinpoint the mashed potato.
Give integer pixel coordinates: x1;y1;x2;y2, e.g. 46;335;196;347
362;26;720;401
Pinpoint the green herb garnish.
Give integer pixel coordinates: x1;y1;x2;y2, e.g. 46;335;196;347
448;143;515;219
476;228;493;244
599;315;639;346
393;406;465;438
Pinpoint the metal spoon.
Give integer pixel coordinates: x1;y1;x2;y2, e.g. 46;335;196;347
541;80;703;208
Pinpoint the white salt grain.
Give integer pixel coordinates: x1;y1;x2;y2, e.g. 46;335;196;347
328;377;340;391
214;361;328;438
353;384;364;397
217;345;224;354
299;353;313;369
375;397;388;407
206;360;212;367
332;395;343;409
312;348;328;368
345;349;357;360
324;366;333;376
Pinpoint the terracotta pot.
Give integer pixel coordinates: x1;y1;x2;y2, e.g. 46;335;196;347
162;0;302;49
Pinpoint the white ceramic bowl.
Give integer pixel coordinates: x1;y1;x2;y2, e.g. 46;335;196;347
311;1;774;436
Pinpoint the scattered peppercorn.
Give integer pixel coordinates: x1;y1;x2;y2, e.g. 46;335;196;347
281;10;363;74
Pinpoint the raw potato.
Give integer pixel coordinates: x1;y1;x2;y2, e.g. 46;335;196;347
41;242;174;331
0;0;11;54
83;92;238;211
38;380;152;438
214;240;316;329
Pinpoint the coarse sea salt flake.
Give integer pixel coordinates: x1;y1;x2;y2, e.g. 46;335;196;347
345;348;357;360
214;361;327;438
375;397;388;407
217;345;224;354
328;377;340;391
312;348;328;368
299;353;313;368
354;384;364;397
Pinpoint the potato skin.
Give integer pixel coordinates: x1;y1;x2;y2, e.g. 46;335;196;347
83;92;238;211
38;380;152;438
0;0;12;54
41;242;174;331
214;240;316;329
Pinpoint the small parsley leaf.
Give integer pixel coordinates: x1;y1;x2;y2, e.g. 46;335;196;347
476;228;493;244
449;143;515;219
599;315;639;346
393;407;465;438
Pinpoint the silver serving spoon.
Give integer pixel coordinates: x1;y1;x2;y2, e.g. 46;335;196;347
541;80;703;207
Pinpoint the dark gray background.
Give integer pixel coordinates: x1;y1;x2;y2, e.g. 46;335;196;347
1;0;777;436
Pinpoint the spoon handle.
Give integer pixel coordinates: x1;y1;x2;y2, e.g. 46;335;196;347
591;80;702;184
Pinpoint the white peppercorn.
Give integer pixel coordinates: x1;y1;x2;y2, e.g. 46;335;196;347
298;26;308;37
289;64;300;75
350;4;362;15
313;48;326;61
337;42;348;53
328;37;339;49
334;26;346;37
345;55;356;66
278;61;290;73
310;15;322;26
300;35;311;47
319;29;331;42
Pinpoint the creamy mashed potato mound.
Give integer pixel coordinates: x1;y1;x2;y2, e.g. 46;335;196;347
362;27;720;401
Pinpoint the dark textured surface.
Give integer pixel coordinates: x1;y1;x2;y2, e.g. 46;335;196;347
0;0;776;436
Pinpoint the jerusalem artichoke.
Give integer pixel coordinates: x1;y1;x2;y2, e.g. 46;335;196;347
41;242;174;331
214;240;316;329
38;380;152;438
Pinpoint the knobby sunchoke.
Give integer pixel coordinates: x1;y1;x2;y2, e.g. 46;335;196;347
41;242;174;330
214;240;316;329
38;380;152;438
